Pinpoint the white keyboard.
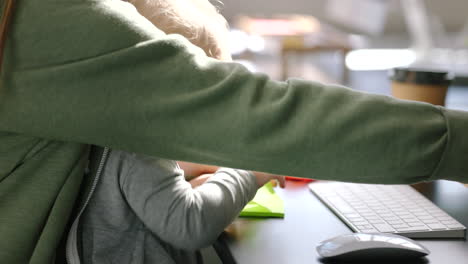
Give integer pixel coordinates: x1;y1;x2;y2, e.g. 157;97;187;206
309;181;466;238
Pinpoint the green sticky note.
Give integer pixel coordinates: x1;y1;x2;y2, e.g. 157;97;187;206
239;182;285;218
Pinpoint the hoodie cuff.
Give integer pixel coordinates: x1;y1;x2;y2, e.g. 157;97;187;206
431;108;468;182
216;168;259;200
233;168;259;200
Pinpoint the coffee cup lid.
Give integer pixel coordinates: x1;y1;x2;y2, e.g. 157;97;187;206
389;67;453;85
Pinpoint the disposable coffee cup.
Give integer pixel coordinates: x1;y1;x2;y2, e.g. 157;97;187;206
389;67;453;106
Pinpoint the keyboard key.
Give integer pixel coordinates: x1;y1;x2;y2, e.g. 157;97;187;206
392;224;410;230
378;213;394;218
352;221;369;226
422;219;439;224
344;213;361;218
427;223;447;230
441;220;457;224
413;212;428;216
356;209;372;214
441;220;464;228
417;215;435;220
361;212;378;217
408;222;425;227
387;220;405;225
369;219;385;224
359;229;378;233
400;215;415;220
356;224;374;230
436;216;453;221
446;223;465;229
397;226;431;232
328;199;354;213
374;224;395;232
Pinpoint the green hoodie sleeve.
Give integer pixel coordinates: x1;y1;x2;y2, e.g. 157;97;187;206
2;0;467;184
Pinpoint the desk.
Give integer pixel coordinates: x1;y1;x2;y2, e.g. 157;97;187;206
219;180;468;264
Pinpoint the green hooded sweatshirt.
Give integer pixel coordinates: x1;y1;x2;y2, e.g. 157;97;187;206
0;0;467;263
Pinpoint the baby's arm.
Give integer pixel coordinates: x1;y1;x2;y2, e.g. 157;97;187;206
177;160;219;182
120;152;260;250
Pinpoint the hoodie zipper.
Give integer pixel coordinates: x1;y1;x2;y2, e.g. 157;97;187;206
66;147;109;264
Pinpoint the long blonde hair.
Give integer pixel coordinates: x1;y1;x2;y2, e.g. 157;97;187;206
0;0;15;74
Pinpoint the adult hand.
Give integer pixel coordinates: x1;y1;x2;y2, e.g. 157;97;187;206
251;171;286;188
185;0;232;61
128;0;232;61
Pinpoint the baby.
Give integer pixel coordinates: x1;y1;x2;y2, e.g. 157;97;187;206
79;1;285;263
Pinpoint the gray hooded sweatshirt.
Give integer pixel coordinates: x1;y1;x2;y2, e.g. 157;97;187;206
80;150;258;264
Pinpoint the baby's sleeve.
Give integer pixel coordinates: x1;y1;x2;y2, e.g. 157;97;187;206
120;153;258;250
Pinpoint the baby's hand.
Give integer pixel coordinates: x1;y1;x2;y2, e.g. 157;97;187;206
251;171;286;188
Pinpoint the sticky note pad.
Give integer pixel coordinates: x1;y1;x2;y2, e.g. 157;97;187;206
239;182;285;218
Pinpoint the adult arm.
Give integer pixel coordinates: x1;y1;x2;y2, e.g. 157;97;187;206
125;0;229;177
2;0;467;184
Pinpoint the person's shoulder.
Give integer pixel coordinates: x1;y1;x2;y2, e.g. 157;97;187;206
129;151;180;172
116;151;182;190
14;0;166;69
112;150;180;178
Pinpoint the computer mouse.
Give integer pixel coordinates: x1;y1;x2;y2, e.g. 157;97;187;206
316;233;430;261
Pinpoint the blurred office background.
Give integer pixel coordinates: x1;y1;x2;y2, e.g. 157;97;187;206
203;2;468;261
216;0;468;110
